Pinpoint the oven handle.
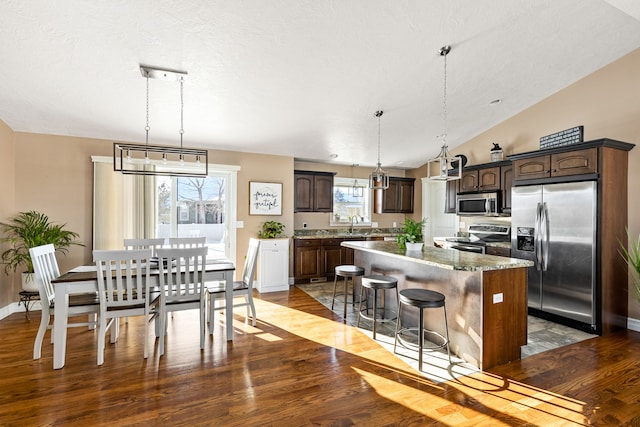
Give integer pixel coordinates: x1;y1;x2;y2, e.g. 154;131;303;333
450;244;485;254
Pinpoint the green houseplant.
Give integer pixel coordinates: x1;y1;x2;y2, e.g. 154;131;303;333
257;220;286;239
0;211;82;291
397;217;426;251
620;230;640;303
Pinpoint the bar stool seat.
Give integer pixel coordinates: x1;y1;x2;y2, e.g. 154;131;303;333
331;265;365;320
394;288;452;370
357;275;399;339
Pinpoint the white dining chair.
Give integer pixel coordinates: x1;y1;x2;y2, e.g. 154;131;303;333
93;248;160;365
123;238;165;256
30;244;99;360
207;238;260;334
155;246;208;355
168;237;206;248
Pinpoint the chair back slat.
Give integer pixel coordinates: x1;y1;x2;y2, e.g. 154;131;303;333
29;244;60;306
94;249;152;308
156;247;208;301
168;237;206;249
124;238;165;257
241;238;261;287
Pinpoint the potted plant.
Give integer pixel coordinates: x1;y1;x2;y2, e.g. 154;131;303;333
257;220;286;239
0;211;82;292
620;230;640;303
397;217;426;251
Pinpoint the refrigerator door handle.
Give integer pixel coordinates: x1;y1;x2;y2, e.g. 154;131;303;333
534;202;542;271
542;202;550;271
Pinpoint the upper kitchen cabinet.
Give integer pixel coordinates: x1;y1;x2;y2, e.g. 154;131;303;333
294;170;335;212
512;147;597;181
501;164;514;213
374;177;415;213
460;167;501;192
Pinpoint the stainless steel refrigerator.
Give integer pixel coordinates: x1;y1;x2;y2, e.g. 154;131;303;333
511;181;597;329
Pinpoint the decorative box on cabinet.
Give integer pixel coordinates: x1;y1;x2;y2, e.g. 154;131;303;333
256;238;289;293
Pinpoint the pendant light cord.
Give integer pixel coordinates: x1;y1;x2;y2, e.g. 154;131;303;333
145;72;150;148
375;110;383;168
179;76;185;151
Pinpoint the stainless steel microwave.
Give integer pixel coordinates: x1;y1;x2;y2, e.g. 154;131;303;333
456;192;500;216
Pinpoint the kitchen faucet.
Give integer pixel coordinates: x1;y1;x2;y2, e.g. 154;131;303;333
350;216;358;234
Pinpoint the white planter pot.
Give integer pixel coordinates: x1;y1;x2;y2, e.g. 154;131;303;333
405;242;423;252
21;272;40;293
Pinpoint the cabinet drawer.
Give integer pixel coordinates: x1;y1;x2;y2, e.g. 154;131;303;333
486;246;511;257
294;239;320;248
322;238;343;247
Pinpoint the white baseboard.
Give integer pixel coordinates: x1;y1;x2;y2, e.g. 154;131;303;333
0;301;42;321
627;317;640;332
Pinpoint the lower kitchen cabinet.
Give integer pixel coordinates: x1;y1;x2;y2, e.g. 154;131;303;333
486;246;511;257
294;237;365;284
294;239;322;282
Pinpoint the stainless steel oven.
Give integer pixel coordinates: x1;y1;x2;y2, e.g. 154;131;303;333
456;192;500;216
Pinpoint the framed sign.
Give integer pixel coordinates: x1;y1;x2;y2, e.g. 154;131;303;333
249;181;282;215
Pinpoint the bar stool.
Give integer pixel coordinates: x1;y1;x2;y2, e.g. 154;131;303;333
394;288;452;370
357;275;399;339
331;265;365;319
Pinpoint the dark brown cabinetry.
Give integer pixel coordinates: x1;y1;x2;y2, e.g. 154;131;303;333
293;239;321;281
294;170;335;212
486;246;511;257
294;237;366;283
374;177;415;213
444;179;458;214
512;148;597;181
501;165;513;213
460;167;500;192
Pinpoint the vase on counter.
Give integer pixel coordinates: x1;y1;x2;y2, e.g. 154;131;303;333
405;242;423;252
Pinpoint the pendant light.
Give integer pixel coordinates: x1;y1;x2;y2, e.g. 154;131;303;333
113;65;208;177
351;164;364;197
368;110;390;189
427;46;462;181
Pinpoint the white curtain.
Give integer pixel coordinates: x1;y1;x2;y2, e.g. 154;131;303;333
93;161;156;250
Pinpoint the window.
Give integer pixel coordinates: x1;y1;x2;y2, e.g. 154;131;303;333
331;177;371;226
156;175;228;258
92;157;238;261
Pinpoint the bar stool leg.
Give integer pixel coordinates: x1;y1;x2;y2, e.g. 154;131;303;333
356;284;365;328
343;276;349;319
393;302;402;354
372;288;378;339
418;307;424;371
443;305;452;364
331;275;339;311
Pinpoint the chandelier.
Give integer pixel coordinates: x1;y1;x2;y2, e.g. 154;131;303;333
426;46;462;181
368;110;390;189
113;65;208;177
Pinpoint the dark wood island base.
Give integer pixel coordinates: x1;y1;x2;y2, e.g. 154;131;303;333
343;241;533;370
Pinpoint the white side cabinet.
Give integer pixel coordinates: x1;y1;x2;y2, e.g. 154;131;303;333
256;238;289;293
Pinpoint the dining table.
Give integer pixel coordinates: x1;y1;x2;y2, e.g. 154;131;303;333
51;259;235;369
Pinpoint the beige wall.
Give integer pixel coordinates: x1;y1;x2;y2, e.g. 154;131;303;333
2;132;294;307
442;47;640;320
0;120;16;307
293;160;412;229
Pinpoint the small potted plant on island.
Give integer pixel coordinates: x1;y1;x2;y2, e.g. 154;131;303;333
257;220;286;239
397;217;426;252
0;211;83;292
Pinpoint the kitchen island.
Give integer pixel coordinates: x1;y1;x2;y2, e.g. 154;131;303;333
342;240;534;370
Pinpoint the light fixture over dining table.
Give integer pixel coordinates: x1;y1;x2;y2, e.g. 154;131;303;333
113;65;209;177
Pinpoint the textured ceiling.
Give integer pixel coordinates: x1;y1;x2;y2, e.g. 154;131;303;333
1;0;639;168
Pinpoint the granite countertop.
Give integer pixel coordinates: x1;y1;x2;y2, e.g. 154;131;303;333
293;230;399;239
342;240;533;272
432;237;512;249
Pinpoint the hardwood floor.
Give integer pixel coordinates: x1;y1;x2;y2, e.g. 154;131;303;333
1;286;639;426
